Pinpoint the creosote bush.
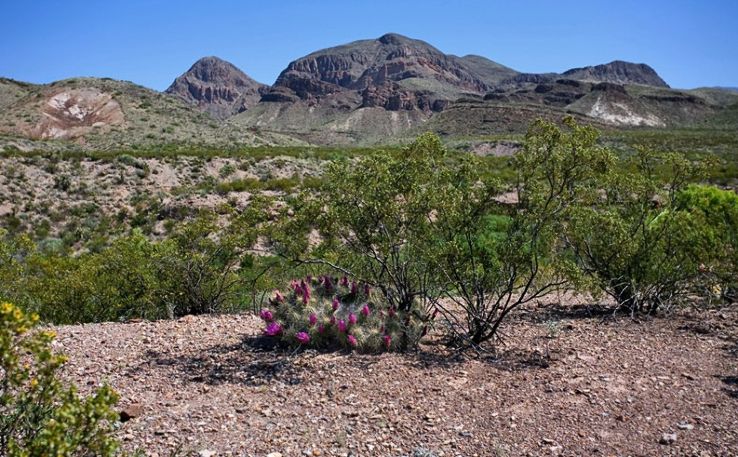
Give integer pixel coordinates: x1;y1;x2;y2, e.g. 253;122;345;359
563;147;720;313
259;275;425;352
0;302;120;456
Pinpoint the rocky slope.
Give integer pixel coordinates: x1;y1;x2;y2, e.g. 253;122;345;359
0;77;300;152
165;56;267;120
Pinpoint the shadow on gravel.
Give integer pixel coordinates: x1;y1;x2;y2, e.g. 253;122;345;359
720;376;738;399
138;336;304;386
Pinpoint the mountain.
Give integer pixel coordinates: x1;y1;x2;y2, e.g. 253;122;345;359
561;61;669;88
260;33;496;112
165;56;267;120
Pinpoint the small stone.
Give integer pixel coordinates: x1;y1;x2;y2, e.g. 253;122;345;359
198;451;216;457
659;433;677;445
542;438;555;445
267;453;283;457
677;422;694;430
119;404;143;422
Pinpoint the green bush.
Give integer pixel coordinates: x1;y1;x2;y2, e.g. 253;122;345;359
0;302;120;456
431;118;611;346
564;147;716;313
675;184;738;302
260;276;425;352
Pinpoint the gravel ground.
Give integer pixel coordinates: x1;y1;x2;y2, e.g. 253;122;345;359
53;303;738;457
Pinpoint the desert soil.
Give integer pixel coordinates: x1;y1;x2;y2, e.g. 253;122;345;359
54;302;738;457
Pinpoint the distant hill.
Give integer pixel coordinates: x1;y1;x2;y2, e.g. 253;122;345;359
562;61;669;88
0;77;299;151
166;56;267;120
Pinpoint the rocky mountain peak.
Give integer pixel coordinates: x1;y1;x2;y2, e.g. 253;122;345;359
377;32;411;45
262;33;495;112
166;56;266;119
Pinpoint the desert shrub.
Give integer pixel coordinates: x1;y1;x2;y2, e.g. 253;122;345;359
675;184;738;302
52;174;71;191
153;201;269;317
0;302;120;456
259;275;425;352
564;147;714;313
431;118;611;346
219;163;236;178
272;129;600;349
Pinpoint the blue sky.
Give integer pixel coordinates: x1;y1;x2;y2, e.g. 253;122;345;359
1;0;736;90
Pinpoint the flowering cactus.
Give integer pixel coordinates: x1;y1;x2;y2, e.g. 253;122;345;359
261;275;423;352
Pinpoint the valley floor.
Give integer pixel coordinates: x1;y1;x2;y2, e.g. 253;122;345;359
54;303;738;456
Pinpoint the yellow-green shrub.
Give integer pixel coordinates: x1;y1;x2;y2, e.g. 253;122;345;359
0;302;120;456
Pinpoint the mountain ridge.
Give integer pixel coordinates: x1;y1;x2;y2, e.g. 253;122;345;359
3;33;736;149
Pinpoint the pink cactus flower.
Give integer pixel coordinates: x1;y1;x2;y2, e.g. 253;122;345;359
347;334;358;347
351;281;358;294
383;334;392;349
306;275;313;283
360;303;371;318
259;309;274;322
274;290;285;303
317;324;325;333
263;322;283;336
308;313;318;326
340;276;349;287
332;297;340;311
348;313;358;325
295;331;311;345
329;316;336;325
337;319;348;333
